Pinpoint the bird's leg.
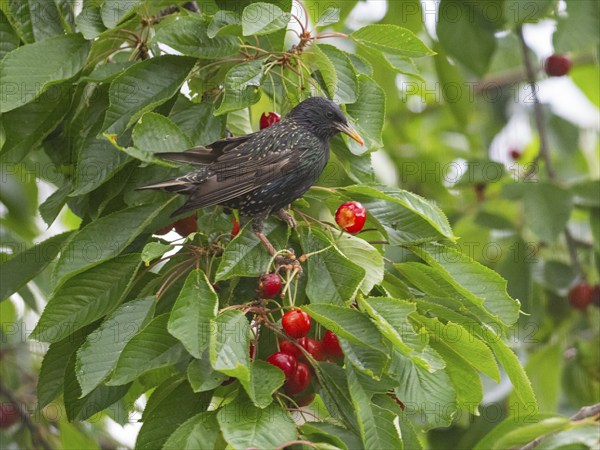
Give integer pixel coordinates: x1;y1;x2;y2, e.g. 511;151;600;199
253;215;301;273
276;208;297;228
253;217;278;255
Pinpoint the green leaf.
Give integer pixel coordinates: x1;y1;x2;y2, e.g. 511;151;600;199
133;112;192;155
341;184;455;244
75;296;155;397
358;297;427;362
303;304;385;353
207;10;242;38
168;270;218;359
108;314;187;385
0;83;74;162
169;97;226;146
523;182;573;242
553;0;599;53
210;310;251;376
316;363;359;433
335;234;383;294
64;352;130;421
153;15;239;58
413;315;501;382
433;43;471;127
0;33;89;112
32;254;142;343
217;396;297;449
316;7;340;26
345;75;385;153
436;0;497;76
37;326;94;408
75;4;106;39
350;24;434;58
141;242;172;266
187;357;229;392
6;0;69;41
347;366;403;449
0;231;72;301
473;414;570;450
571;179;600;208
317;44;357;104
242;2;291;36
0;10;19;60
136;378;211;450
308;43;337;100
101;55;196;136
522;339;564;413
239;360;284;408
299;227;365;306
100;0;140;29
480;334;538;416
411;243;521;326
216;220;288;280
300;422;362;450
214;60;264;115
163;412;220;450
391;352;457;428
53;201;173;283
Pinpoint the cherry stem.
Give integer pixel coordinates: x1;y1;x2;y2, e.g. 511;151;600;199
316;32;349;39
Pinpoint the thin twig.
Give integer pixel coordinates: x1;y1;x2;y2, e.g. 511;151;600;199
0;380;52;450
516;26;585;279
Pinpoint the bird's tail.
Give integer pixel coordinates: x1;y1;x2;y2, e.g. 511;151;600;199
136;179;192;192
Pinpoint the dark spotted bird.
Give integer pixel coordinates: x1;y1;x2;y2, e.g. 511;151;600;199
139;97;363;256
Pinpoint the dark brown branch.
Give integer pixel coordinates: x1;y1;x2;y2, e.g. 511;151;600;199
516;26;585;279
0;379;52;450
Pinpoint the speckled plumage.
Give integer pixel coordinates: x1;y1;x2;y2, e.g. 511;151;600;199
140;97;362;248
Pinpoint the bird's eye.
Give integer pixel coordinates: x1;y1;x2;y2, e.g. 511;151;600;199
326;111;334;119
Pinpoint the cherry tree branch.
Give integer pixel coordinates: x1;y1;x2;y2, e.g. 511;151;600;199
516;26;585;279
519;402;600;450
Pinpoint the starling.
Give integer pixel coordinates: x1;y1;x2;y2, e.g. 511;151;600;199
139;97;363;256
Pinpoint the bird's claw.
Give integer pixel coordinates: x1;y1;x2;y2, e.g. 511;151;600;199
277;209;297;229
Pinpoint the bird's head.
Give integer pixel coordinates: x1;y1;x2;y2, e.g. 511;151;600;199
287;97;364;145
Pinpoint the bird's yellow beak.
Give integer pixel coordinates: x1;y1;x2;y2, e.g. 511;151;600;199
337;122;364;146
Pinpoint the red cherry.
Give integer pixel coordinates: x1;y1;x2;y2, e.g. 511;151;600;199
173;214;197;236
568;282;594;311
298;337;326;361
335;201;367;234
266;352;297;379
592;285;600;307
0;403;19;429
282;310;311;338
231;217;241;237
285;362;311;394
509;149;522;160
279;340;302;358
322;330;344;358
545;54;572;77
258;274;282;299
260;112;281;130
249;343;255;360
295;393;315;407
155;224;173;235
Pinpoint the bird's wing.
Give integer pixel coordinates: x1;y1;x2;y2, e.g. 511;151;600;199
155;134;257;166
172;154;297;215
